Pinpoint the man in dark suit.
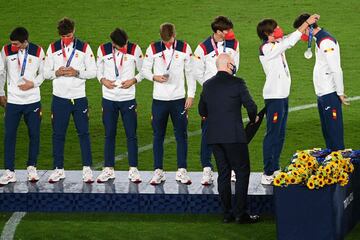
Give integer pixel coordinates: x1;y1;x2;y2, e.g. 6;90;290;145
198;53;259;224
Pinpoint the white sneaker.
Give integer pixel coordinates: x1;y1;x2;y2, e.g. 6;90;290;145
82;166;94;183
128;167;142;183
261;173;274;185
201;167;214;185
273;170;281;177
176;168;192;185
27;166;40;182
150;169;166;185
96;167;115;183
48;168;65;183
0;170;16;185
231;170;236;182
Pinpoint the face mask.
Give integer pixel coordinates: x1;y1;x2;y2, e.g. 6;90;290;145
164;42;173;49
301;34;309;42
224;31;235;40
61;36;74;46
11;44;20;52
118;46;127;54
273;26;284;39
230;63;237;75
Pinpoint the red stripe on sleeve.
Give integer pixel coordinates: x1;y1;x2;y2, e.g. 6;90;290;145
100;44;105;56
182;42;187;53
83;43;88;52
131;44;136;55
200;43;207;55
151;43;156;54
4;46;9;56
36;46;41;57
51;43;55;53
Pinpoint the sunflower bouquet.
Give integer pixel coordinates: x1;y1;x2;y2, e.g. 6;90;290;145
273;149;356;190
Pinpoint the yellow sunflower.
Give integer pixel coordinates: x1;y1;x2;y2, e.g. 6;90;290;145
349;164;354;173
298;152;309;162
307;179;315;190
326;178;333;185
279;173;287;179
274;178;281;186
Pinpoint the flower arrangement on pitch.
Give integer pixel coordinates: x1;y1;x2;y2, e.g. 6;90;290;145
273;149;356;189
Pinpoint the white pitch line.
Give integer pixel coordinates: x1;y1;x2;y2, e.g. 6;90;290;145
0;212;26;240
95;96;360;169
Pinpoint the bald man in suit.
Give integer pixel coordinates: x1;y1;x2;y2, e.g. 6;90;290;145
198;53;260;224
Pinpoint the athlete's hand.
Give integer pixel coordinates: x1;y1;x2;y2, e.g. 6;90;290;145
0;95;7;108
339;95;350;106
101;78;117;89
184;97;194;110
55;66;67;77
153;75;168;83
63;67;79;77
18;78;34;91
121;78;137;89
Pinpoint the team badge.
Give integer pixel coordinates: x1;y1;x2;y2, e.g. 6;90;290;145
332;109;337;120
29;58;32;64
272;112;278;123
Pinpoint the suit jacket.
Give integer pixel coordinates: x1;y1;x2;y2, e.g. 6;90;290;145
198;71;257;144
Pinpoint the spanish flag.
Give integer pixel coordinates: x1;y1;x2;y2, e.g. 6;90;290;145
272;112;278;123
332;109;337;120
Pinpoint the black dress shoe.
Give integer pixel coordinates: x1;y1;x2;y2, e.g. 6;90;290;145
235;214;260;224
223;215;235;224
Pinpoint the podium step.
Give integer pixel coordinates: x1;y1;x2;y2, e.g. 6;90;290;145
0;170;274;214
